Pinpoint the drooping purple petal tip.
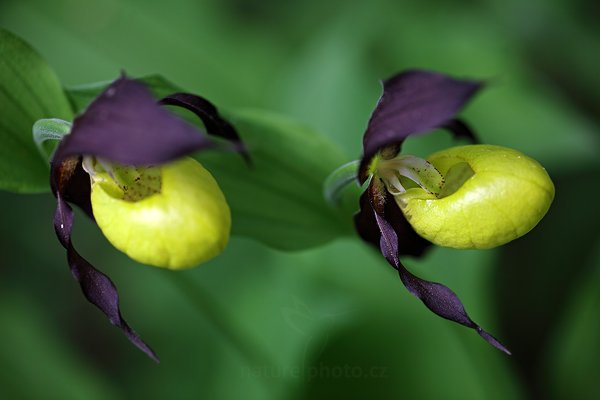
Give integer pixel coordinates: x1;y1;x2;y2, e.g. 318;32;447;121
159;93;251;164
54;194;159;362
397;268;511;355
372;203;510;355
53;75;212;166
359;70;482;182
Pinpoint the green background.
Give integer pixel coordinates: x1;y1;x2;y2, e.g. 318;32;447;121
1;0;599;398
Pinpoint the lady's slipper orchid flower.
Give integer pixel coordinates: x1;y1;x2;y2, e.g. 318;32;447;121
46;75;248;361
352;70;554;354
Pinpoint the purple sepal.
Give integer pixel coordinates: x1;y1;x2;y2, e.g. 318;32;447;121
53;193;159;362
159;93;251;164
372;204;511;355
53;75;212;166
359;70;482;182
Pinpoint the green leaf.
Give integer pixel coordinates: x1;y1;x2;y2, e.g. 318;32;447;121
0;294;118;400
67;75;354;250
199;109;352;250
0;28;73;193
547;246;600;400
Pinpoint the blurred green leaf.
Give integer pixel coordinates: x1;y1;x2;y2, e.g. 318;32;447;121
491;165;600;399
298;310;524;400
547;243;600;400
275;5;379;158
0;294;118;400
201;109;351;250
267;241;526;400
0;27;72;193
364;6;600;171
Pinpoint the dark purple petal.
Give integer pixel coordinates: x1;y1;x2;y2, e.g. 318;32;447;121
50;157;94;220
159;93;251;164
372;203;510;355
359;70;482;182
442;118;480;144
53;75;212;166
53;192;159;362
354;182;431;257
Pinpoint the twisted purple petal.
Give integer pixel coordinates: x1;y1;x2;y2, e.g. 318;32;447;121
372;204;510;355
354;185;431;257
53;192;159;362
